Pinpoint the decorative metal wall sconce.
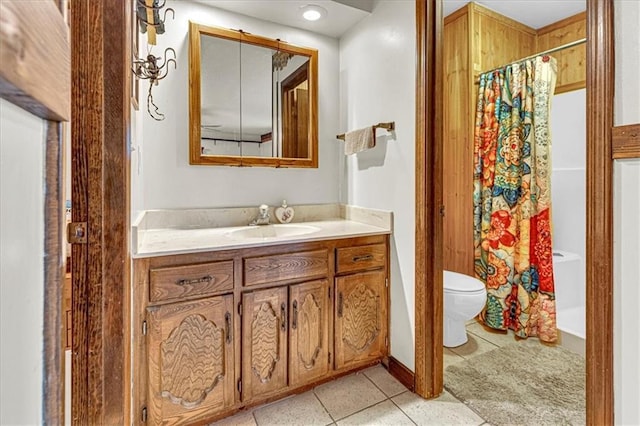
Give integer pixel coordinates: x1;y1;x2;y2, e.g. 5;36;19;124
133;48;176;121
136;0;174;45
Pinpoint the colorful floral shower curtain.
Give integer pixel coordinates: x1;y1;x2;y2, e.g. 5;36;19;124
473;56;558;343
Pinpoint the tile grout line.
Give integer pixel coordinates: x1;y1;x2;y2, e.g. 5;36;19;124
387;391;419;426
361;369;407;400
312;386;339;424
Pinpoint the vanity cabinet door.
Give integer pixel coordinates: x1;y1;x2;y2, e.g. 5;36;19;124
146;294;235;425
242;287;288;401
334;270;387;370
289;279;330;386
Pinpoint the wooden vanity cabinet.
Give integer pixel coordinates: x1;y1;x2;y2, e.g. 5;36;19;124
241;279;331;400
334;244;388;370
241;286;288;400
335;270;387;369
146;295;235;425
132;235;388;425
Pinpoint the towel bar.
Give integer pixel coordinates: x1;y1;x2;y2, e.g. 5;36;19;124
336;122;395;140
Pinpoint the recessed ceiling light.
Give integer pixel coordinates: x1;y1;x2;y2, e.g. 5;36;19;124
301;4;327;21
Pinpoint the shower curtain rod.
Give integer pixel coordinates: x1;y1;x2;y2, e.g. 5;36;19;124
475;37;587;82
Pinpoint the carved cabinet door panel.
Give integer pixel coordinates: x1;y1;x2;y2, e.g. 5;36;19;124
242;287;288;401
146;294;235;425
289;279;330;386
334;270;387;370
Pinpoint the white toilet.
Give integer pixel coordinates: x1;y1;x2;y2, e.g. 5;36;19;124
443;270;487;347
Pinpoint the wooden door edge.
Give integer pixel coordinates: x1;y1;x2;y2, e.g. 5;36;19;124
414;0;444;399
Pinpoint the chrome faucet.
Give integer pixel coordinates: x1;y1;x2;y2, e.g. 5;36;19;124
249;204;270;226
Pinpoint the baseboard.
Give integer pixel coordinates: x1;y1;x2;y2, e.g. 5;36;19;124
386;356;415;392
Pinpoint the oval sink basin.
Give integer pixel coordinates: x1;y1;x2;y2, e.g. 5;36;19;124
225;224;321;240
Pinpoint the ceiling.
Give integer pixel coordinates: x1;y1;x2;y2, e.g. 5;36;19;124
194;0;373;38
443;1;586;29
196;1;586;38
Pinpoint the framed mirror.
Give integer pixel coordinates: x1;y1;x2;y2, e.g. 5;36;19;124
189;22;318;167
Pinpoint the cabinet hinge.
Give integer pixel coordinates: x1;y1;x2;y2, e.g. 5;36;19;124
238;302;243;316
385;278;389;288
142;320;147;336
385;336;389;347
328;352;331;365
328;286;332;299
141;406;147;423
237;379;242;393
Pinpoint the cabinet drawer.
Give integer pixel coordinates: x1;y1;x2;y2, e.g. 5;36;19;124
244;249;328;286
336;243;386;274
149;261;234;302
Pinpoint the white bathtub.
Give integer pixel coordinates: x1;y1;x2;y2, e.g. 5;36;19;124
553;250;585;354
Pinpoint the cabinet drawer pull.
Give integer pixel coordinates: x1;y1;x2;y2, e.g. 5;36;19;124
292;300;298;330
176;275;212;286
338;292;343;317
281;303;287;332
352;254;374;262
225;312;232;344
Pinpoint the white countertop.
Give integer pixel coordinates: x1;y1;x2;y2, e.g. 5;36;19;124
133;219;391;258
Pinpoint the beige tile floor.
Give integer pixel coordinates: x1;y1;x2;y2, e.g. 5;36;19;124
212;320;527;426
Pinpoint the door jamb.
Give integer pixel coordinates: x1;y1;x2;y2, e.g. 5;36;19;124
414;1;615;424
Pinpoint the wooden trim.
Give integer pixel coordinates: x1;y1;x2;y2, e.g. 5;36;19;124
414;0;444;399
43;121;65;425
71;1;129;424
612;124;640;159
0;1;70;121
387;356;415;392
537;11;588;36
586;1;615;424
555;80;587;95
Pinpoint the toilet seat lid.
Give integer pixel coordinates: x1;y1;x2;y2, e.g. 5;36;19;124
444;270;485;293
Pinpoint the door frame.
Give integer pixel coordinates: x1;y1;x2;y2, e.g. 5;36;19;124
70;1;131;424
414;0;615;424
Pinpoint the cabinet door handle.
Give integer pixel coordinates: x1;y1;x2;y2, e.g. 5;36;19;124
292;300;298;330
281;303;287;332
352;254;374;262
225;312;232;344
176;275;212;286
338;292;343;317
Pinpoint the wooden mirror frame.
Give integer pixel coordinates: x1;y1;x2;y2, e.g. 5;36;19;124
188;22;319;168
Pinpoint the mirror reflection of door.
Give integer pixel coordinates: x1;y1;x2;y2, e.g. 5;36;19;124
280;61;310;159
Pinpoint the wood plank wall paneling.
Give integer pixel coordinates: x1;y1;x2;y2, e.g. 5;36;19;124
442;3;537;276
443;11;472;275
537;12;587;94
414;0;444;399
612;124;640;159
0;1;70;121
71;1;129;424
472;3;537;73
586;0;614;423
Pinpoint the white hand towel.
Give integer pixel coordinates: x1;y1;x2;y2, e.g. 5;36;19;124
344;126;375;155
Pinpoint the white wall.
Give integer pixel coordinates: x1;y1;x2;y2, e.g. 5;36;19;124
0;99;45;425
339;0;416;369
134;1;341;213
551;89;586;261
613;1;640;424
